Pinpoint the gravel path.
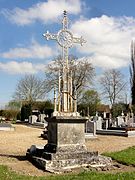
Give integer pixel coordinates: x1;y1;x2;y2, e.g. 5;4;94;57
0;124;135;176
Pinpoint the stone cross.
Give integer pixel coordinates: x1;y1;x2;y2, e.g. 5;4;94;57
43;10;86;114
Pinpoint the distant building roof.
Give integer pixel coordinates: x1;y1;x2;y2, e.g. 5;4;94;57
97;105;110;113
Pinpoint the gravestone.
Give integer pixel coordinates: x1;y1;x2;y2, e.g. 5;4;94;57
96;117;103;130
85;120;96;137
26;11;112;173
116;116;125;127
0;123;15;131
29;115;37;124
38;114;46;123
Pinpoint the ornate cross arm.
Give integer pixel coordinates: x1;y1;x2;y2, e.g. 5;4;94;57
43;31;57;41
73;36;86;46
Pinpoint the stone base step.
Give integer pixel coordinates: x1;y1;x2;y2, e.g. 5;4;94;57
26;145;112;173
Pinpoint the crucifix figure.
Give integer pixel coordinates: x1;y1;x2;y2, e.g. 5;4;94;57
43;10;86;114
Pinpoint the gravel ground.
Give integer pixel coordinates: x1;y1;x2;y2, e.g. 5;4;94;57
86;135;135;154
0;124;135;176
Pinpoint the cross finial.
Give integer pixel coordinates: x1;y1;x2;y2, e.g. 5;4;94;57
43;11;86;113
63;10;67;17
62;10;68;29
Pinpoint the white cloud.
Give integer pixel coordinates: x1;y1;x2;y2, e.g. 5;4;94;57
0;61;46;74
1;40;56;59
71;15;135;69
1;0;82;25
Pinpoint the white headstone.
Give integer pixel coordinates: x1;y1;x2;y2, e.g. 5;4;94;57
29;115;37;124
96;116;102;130
38;114;46;123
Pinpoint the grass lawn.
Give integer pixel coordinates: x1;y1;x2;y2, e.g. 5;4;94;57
103;146;135;166
1;165;135;180
1;146;135;179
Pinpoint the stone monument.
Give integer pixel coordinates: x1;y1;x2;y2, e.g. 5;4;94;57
26;11;112;173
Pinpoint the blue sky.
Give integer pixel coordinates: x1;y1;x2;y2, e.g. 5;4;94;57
0;0;135;107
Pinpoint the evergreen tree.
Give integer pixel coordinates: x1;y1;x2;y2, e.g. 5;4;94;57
21;103;32;121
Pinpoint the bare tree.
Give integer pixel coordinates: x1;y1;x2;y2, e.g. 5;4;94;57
130;40;135;105
44;55;94;96
13;75;46;102
100;69;126;105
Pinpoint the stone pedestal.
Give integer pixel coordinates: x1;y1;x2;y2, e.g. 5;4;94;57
26;116;112;173
47;116;87;152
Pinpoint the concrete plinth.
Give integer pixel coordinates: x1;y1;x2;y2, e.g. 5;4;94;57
26;116;112;172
